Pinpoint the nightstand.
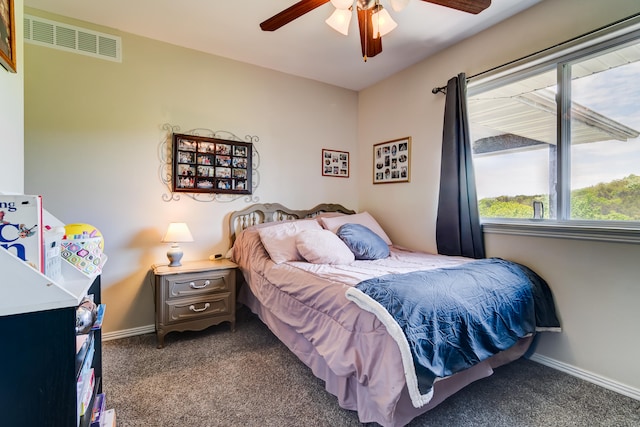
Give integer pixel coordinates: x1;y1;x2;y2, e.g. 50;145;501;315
151;259;237;348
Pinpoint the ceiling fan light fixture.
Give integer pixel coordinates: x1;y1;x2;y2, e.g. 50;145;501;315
389;0;410;12
330;0;353;9
372;6;397;39
326;8;352;36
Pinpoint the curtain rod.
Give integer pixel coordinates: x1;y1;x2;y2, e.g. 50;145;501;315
431;12;640;95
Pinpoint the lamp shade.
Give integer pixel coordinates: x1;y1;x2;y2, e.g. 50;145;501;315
326;8;352;35
161;222;194;243
390;0;410;12
372;7;397;39
330;0;353;9
161;223;193;267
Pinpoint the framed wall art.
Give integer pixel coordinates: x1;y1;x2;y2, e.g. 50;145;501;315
0;0;16;73
373;137;411;184
172;133;252;194
322;149;349;178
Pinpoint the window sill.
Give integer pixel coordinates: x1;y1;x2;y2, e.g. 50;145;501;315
481;219;640;244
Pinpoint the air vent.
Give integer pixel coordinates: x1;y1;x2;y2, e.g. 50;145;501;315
24;15;122;63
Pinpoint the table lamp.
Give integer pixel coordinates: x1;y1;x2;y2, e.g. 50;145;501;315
161;222;193;267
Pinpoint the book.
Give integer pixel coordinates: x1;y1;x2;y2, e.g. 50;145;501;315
0;195;44;272
83;338;95;376
78;368;95;416
91;304;106;330
76;334;95;380
90;393;106;426
61;236;107;277
76;334;89;355
75;333;94;375
43;226;64;281
100;408;116;427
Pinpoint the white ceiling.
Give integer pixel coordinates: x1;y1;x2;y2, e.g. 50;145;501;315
23;0;542;91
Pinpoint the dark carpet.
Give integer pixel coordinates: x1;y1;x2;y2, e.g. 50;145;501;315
102;311;640;427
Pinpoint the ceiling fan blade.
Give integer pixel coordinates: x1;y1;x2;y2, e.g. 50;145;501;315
260;0;331;31
421;0;491;14
357;7;382;60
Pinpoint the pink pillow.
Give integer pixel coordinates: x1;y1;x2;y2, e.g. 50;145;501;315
296;229;355;265
320;211;392;245
257;220;322;264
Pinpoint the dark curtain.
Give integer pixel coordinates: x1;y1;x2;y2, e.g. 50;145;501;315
435;73;485;259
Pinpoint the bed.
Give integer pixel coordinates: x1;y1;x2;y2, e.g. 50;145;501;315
229;203;560;427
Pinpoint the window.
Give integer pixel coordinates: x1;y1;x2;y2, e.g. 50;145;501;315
468;21;640;238
568;52;640;221
469;68;557;219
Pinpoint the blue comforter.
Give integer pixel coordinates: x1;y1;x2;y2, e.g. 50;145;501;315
352;258;560;395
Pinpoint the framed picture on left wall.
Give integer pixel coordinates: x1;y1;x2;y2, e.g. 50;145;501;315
0;0;16;73
322;149;349;178
172;133;253;195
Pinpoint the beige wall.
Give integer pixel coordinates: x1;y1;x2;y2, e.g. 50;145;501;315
358;0;640;394
23;10;359;334
0;0;23;193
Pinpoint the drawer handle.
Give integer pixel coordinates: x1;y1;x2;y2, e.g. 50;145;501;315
189;280;211;289
189;303;210;313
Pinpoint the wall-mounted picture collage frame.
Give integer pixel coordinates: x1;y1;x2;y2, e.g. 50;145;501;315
322;149;349;178
172;133;252;194
373;137;411;184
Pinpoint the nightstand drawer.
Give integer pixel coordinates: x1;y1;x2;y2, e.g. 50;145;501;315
165;270;232;300
165;294;231;324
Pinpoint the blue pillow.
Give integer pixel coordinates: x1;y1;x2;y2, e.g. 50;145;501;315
336;223;390;260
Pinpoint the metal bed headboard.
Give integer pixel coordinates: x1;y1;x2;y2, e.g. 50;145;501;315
228;202;355;246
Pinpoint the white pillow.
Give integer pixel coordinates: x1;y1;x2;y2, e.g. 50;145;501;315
296;229;355;265
257;220;322;264
320;211;392;245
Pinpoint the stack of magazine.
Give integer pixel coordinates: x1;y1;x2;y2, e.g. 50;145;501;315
76;297;113;426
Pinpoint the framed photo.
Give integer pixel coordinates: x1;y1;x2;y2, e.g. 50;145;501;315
172;133;252;194
373;137;411;184
0;0;16;73
322;149;349;178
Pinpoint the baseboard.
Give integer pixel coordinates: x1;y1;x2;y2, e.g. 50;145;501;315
529;353;640;401
102;324;155;341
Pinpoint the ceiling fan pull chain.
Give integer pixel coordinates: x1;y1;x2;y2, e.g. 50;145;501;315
362;1;370;61
363;9;368;62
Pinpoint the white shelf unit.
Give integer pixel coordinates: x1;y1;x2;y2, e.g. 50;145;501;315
0;204;106;426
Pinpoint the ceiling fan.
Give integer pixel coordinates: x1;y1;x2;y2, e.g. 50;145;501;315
260;0;491;61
